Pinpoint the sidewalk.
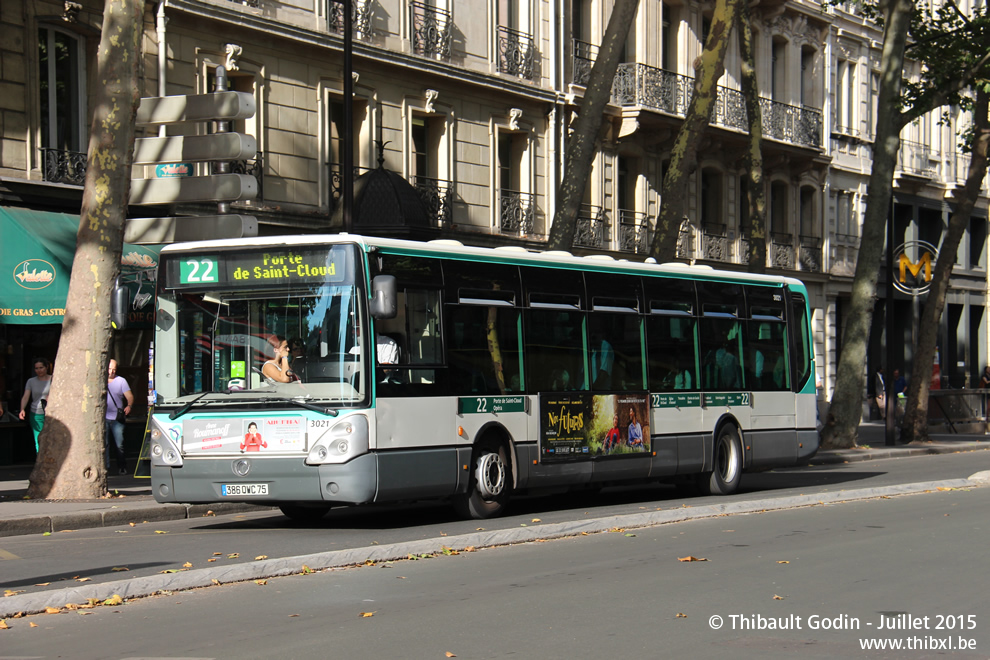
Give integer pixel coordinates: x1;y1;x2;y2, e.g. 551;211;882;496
0;422;987;538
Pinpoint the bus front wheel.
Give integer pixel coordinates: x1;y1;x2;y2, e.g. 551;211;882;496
279;503;332;523
454;440;512;519
698;426;742;495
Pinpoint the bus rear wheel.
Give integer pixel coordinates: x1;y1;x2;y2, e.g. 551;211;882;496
454;440;512;519
698;425;742;495
279;503;332;523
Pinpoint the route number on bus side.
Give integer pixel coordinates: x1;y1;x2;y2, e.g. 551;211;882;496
180;257;219;284
457;396;527;414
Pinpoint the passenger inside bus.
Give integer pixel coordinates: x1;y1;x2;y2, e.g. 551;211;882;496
262;335;299;384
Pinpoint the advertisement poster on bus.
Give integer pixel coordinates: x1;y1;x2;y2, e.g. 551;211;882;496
182;417;306;453
539;392;650;462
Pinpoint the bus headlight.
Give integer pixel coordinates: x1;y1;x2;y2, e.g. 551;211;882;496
150;419;183;467
307;414;368;465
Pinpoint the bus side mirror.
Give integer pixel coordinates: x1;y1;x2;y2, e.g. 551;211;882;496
369;275;397;320
111;282;130;330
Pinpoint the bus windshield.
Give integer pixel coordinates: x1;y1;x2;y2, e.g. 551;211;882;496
155;245;368;404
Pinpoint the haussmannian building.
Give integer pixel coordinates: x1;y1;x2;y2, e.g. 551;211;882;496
0;0;987;434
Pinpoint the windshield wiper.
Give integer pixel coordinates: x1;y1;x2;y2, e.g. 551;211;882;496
168;391;231;420
261;395;340;417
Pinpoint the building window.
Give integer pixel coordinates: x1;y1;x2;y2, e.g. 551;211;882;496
801;47;816;107
835;59;856;135
410;113;452;228
837;191;853;238
772;38;787;102
662;3;675;71
701;168;723;232
497;129;533;235
38;26;87;153
770;181;788;235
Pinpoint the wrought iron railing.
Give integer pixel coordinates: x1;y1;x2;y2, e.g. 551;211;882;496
700;223;730;262
328;163;373;210
497;26;535;79
40;148;87;185
411;1;451;58
798;234;822;272
769;232;794;269
411;175;453;228
898;139;936;177
499;189;535;235
573;204;608;249
617;210;651;254
328;0;373;36
611;63;823;149
571;39;597;86
226;0;260;8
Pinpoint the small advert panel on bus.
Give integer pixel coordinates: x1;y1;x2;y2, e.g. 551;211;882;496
182;417;306;453
539;392;651;462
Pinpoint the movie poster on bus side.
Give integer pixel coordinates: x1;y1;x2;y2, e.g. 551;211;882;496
539;392;651;463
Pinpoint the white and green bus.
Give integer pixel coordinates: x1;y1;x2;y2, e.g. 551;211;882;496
149;235;818;520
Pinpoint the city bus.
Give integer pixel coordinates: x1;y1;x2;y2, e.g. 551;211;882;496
148;234;818;521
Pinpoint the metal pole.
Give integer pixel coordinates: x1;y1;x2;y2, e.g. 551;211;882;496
885;195;896;445
342;0;354;233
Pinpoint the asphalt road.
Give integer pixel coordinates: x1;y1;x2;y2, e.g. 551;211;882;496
1;473;987;659
1;449;988;599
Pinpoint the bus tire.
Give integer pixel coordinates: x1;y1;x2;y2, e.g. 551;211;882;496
453;439;512;519
698;425;743;496
278;503;332;523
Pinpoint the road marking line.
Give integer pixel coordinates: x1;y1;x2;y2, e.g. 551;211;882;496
0;548;22;560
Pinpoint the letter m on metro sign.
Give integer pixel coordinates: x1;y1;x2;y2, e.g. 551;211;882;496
894;240;937;295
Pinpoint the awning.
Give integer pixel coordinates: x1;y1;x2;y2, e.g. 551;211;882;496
0;207;161;326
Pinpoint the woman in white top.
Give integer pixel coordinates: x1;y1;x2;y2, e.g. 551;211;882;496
262;336;296;384
19;358;52;452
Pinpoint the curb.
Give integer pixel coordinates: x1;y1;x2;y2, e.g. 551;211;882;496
0;502;275;538
808;442;989;465
0;476;981;619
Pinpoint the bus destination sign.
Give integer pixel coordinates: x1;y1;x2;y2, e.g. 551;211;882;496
170;246;352;289
458;396;527;415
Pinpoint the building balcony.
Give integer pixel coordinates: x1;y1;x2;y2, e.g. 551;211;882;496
497;26;535;79
898;139;936;178
769;232;794;269
327;0;373;37
410;1;451;59
410;175;454;228
611;62;823;149
617;210;651;254
571;39;597;87
40;148;87;186
498;189;536;236
798;234;822;272
700;223;730;262
573;204;609;249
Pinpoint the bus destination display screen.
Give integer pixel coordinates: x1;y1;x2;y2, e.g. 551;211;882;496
164;245;355;289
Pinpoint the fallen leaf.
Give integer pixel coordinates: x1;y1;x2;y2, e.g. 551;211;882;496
59;529;77;533
301;565;313;574
211;579;221;585
129;522;136;527
446;653;457;658
44;607;60;614
776;560;790;564
213;552;223;556
441;546;459;556
255;555;268;560
42;532;50;536
773;594;784;600
677;556;708;562
476;527;485;531
676;613;688;618
154;530;168;534
255;580;268;585
159;569;182;574
227;553;239;559
77;611;91;616
29;622;38;628
289;614;300;617
111;567;129;572
463;546;476;552
183;562;193;568
104;595;123;606
205;510;216;516
4;590;25;597
34;583;50;586
624;533;637;537
360;611;375;618
531;518;542;523
0;620;7;629
208;558;217;562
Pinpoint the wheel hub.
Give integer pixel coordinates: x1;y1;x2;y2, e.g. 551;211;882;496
475;451;506;499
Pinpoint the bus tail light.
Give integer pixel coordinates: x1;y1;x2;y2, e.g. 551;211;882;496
307;414;369;465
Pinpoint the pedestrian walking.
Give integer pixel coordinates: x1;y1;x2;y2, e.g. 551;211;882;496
106;359;134;475
18;358;51;453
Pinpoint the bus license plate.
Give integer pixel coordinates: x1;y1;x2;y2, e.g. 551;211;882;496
221;483;268;496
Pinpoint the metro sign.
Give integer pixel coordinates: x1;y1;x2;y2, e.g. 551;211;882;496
894;240;938;295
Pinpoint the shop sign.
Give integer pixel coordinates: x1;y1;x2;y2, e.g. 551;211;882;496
894;240;938;295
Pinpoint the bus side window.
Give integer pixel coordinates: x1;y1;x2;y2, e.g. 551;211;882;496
525;309;585;392
447;304;522;394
